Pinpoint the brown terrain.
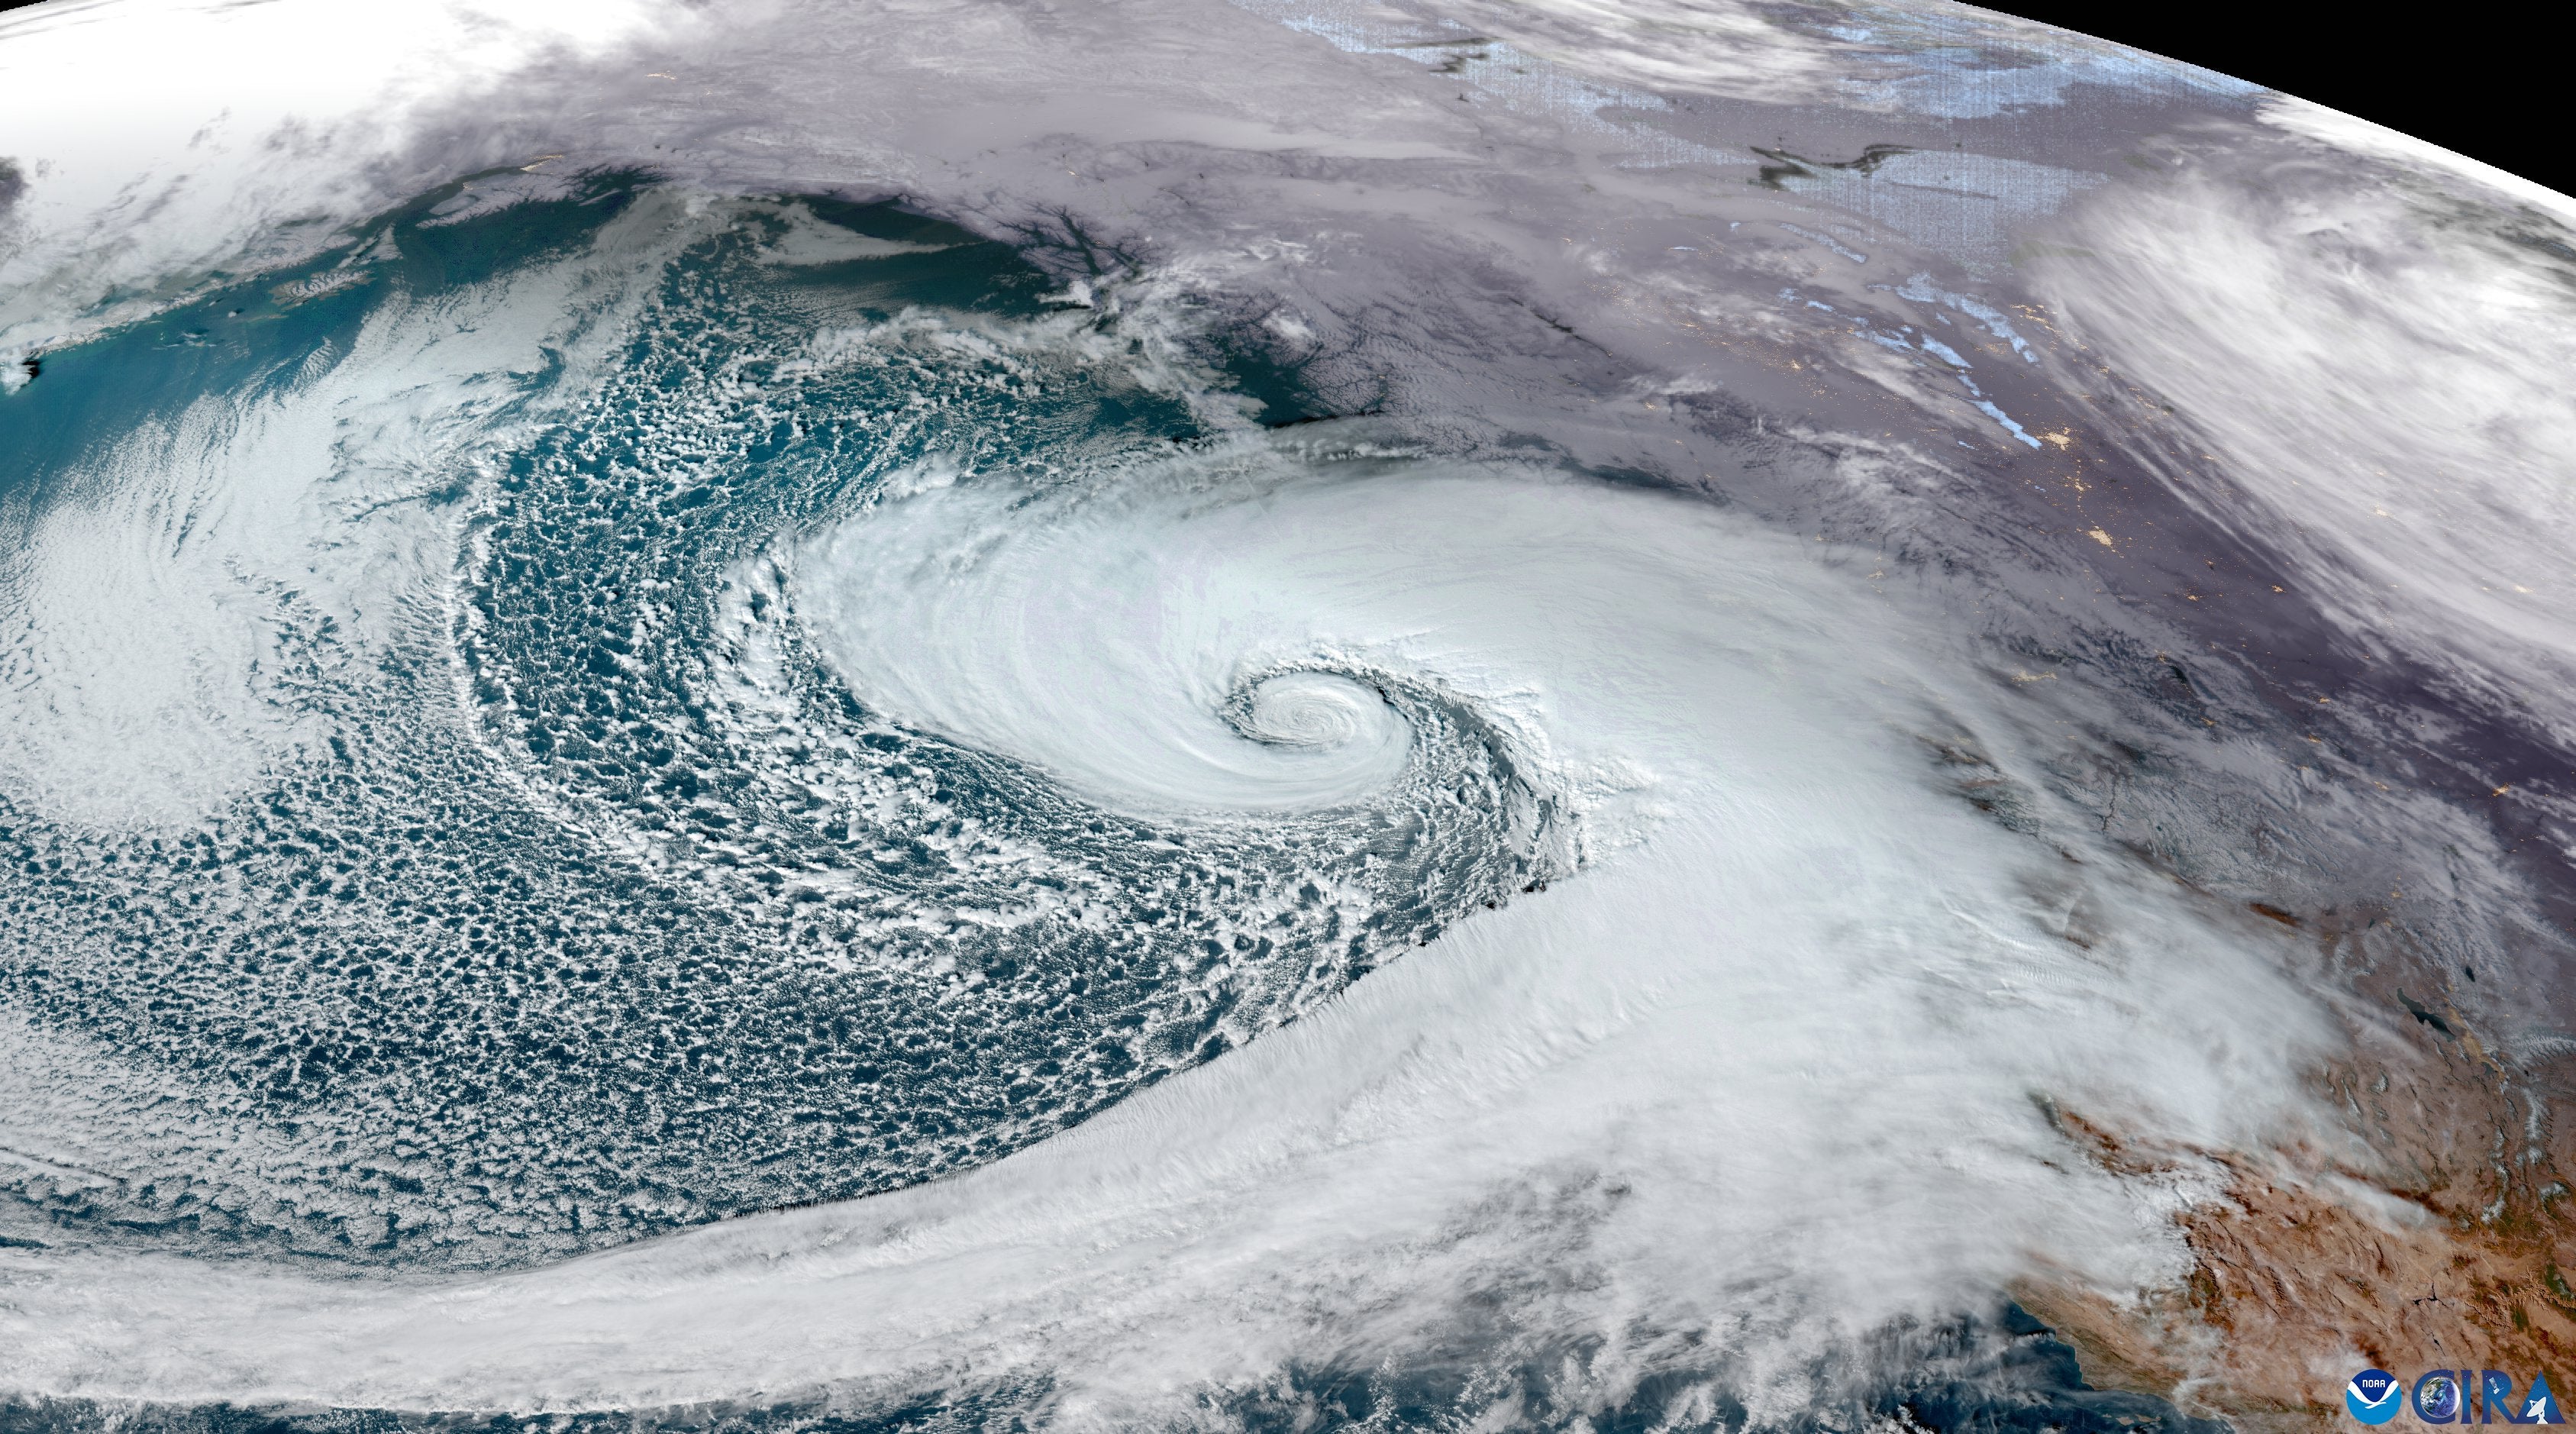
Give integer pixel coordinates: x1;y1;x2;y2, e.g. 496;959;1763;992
2013;920;2576;1434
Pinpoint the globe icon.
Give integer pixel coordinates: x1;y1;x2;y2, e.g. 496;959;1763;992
2419;1374;2465;1422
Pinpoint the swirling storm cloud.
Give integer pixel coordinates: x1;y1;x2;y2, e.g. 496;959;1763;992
2;0;2574;1429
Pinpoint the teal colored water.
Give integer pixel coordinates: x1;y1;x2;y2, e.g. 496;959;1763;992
0;179;1551;1268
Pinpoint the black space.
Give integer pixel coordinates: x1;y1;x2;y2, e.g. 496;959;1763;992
0;0;2558;200
1971;1;2558;193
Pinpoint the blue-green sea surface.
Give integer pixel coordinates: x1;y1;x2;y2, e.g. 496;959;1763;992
0;177;1557;1268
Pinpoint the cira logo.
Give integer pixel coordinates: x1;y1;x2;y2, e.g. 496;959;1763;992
2348;1369;2567;1425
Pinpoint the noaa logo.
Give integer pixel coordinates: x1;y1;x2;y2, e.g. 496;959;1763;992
2349;1369;2403;1425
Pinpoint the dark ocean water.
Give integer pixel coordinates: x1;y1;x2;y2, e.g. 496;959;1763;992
21;88;2576;1419
0;177;1566;1269
0;174;2253;1434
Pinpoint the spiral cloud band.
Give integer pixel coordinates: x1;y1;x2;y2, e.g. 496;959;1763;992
3;0;2573;1426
